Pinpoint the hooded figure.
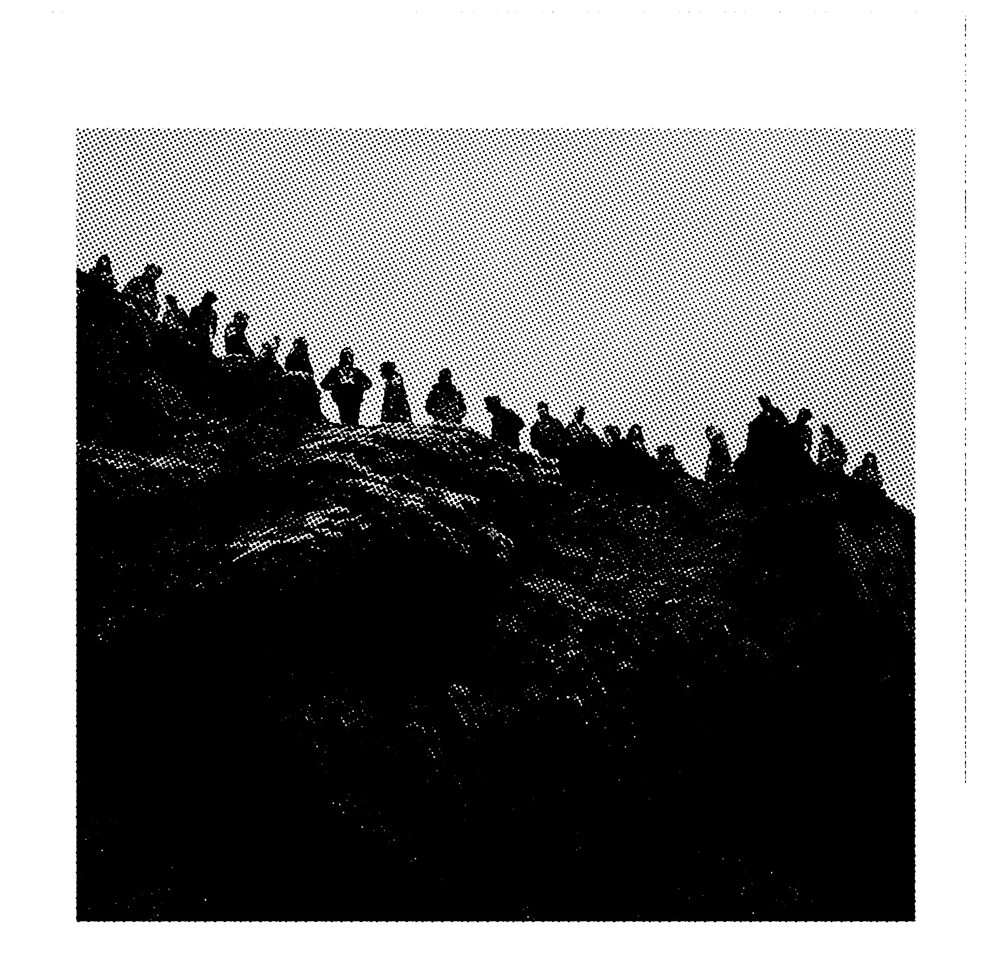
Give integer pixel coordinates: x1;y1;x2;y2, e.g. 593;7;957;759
816;423;848;474
224;310;255;357
284;336;314;374
425;368;467;423
379;361;413;423
484;395;524;449
530;402;566;459
320;347;373;427
121;263;163;321
258;338;285;379
851;452;883;491
705;425;732;484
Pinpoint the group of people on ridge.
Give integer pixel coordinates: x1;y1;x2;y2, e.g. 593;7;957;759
79;255;886;494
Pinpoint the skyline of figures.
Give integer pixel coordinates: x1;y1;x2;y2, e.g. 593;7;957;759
77;254;895;499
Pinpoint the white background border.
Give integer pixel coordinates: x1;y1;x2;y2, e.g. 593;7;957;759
2;2;997;969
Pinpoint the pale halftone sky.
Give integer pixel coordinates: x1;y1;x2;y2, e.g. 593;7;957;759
76;129;913;507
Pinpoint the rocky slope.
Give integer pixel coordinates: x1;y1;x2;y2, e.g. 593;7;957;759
78;414;913;919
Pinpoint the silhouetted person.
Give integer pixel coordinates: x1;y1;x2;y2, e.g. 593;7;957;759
852;452;883;492
705;425;732;484
86;254;117;293
161;294;188;333
484;395;524;449
530;402;566;459
258;339;284;379
656;444;687;480
189;291;219;355
425;368;467;423
566;406;600;449
816;424;848;475
320;347;372;427
224;311;254;357
790;408;814;456
121;263;163;321
379;361;413;423
603;425;622;446
284;336;314;374
626;424;648;453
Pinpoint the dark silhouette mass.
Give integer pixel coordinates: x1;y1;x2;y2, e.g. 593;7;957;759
704;425;732;484
320;347;373;427
484;395;524;449
224;311;254;358
77;252;912;921
284;336;314;375
817;423;849;475
425;368;467;424
189;291;219;355
379;362;413;424
530;402;566;459
121;263;162;322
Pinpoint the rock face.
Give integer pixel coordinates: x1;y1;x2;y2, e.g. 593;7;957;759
78;415;913;920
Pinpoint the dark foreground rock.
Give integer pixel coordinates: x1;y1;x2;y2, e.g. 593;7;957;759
77;418;913;920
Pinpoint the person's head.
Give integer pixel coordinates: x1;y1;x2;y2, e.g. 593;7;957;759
821;423;833;438
144;263;162;280
627;424;644;443
202;291;217;305
439;368;452;384
165;294;178;308
95;255;112;272
260;342;274;359
573;406;585;423
293;335;307;348
604;425;621;442
757;395;772;412
537;401;549;417
380;361;396;379
864;451;877;465
339;347;354;367
797;407;813;423
233;310;248;329
484;395;500;414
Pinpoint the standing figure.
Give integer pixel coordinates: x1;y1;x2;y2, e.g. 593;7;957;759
704;425;732;484
224;311;255;357
86;254;117;293
284;336;314;374
626;424;649;454
851;452;884;492
529;402;566;459
379;361;413;423
425;368;467;423
121;263;163;321
484;396;525;450
566;406;599;448
320;347;373;427
189;291;219;355
790;408;814;456
816;424;848;474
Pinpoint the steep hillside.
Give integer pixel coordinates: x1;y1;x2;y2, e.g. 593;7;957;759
78;415;913;919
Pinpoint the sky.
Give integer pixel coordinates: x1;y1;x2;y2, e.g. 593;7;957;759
76;128;914;507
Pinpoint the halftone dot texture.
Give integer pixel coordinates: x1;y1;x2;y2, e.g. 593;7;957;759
76;129;914;507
